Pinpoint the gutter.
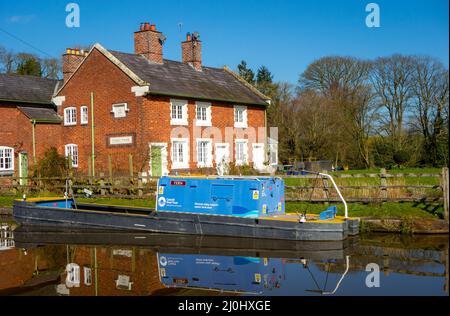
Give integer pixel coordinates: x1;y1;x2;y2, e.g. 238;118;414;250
0;98;53;106
145;90;268;107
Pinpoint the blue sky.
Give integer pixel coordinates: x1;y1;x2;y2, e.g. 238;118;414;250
0;0;448;84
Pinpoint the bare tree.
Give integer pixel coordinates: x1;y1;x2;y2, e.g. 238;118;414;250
0;45;16;73
410;56;449;165
371;55;415;151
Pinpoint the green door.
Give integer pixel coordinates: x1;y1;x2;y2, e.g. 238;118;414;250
151;147;162;177
19;152;28;186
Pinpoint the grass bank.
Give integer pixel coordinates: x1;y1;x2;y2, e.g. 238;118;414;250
1;194;443;220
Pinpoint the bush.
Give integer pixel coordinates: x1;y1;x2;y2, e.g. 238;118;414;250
36;147;68;178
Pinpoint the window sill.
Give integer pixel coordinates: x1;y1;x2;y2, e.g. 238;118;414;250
195;121;212;127
172;163;190;170
197;163;213;168
64;123;77;127
171;120;188;126
234;123;248;129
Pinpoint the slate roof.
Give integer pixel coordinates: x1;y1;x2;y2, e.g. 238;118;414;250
109;50;269;106
18;106;61;122
0;73;61;104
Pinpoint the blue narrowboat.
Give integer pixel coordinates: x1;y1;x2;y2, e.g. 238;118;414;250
12;176;359;241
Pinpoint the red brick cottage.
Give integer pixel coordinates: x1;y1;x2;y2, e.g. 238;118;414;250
54;23;271;176
0;74;61;177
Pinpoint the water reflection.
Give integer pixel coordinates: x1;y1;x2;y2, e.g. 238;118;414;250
1;222;448;296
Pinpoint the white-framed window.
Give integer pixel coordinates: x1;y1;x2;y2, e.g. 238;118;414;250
64;107;77;126
80;106;88;125
195;102;212;127
234;105;248;128
66;263;80;287
170;99;188;126
111;103;129;118
84;267;92;286
171;138;189;169
235;139;248;166
65;144;79;168
0;146;14;172
196;139;213;168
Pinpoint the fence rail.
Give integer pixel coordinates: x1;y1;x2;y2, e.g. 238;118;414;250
0;169;448;208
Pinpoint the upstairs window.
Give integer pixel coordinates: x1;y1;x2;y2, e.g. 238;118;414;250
170;99;188;126
111;103;129;118
65;144;78;168
64;107;77;126
195;102;212;126
80;106;88;125
0;147;14;172
234;106;248;128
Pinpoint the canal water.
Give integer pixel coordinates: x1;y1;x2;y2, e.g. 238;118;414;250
1;220;448;296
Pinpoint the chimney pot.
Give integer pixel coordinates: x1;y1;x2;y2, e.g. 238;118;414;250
134;20;164;64
182;31;202;71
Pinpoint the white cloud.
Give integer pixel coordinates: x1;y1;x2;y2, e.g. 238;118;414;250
8;15;36;23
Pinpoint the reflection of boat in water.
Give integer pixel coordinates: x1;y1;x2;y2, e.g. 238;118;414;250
11;225;358;295
13;226;358;260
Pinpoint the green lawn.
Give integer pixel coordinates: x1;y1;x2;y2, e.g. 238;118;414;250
285;201;443;219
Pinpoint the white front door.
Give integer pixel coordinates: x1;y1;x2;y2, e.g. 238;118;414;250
215;143;230;175
252;143;265;170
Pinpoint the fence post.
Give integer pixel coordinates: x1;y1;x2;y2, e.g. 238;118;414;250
100;172;106;197
321;170;330;205
380;168;388;202
12;178;18;195
441;167;449;224
108;155;113;181
129;154;134;178
68;178;74;197
138;172;143;198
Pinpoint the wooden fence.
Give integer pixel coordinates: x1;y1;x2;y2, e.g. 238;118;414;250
1;169;448;211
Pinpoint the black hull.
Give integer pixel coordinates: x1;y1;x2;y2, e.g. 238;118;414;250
13;201;360;242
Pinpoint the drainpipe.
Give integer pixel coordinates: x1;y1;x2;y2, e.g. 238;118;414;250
90;92;95;177
264;104;268;164
31;120;37;165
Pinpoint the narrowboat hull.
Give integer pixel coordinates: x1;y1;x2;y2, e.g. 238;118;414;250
13;200;360;241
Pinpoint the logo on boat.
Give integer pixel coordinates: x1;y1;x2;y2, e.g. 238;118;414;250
158;197;167;207
159;256;168;267
252;190;260;200
170;180;186;186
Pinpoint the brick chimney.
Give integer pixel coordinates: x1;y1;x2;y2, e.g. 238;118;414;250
182;32;202;71
62;48;88;82
134;22;165;64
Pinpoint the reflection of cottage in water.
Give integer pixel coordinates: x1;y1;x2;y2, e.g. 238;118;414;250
0;226;66;295
57;246;165;296
1;224;14;250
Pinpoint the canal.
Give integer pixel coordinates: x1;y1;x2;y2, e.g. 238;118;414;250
1;219;448;296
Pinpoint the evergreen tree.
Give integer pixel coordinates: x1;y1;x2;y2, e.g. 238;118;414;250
256;66;273;85
237;60;255;85
15;54;42;77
